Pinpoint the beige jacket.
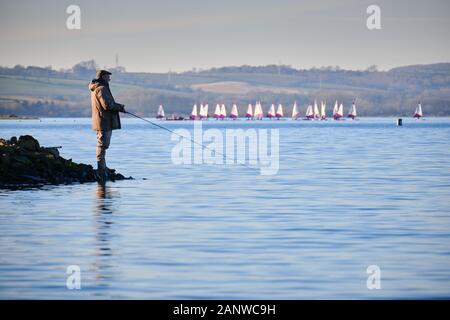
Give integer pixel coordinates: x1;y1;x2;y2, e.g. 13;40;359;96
89;79;123;131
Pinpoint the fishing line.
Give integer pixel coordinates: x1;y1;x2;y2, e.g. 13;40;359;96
124;111;257;171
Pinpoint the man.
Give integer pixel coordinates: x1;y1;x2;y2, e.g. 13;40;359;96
89;70;125;173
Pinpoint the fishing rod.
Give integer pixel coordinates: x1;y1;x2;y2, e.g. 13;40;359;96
124;111;256;171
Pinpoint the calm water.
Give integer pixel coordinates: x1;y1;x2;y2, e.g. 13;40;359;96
1;117;450;299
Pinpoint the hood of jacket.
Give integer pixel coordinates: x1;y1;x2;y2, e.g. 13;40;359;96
89;78;108;92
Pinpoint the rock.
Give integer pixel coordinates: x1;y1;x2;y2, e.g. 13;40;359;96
11;155;32;166
0;135;132;188
18;135;40;151
44;147;59;158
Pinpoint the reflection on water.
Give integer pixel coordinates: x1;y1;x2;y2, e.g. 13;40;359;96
94;182;115;256
0;118;450;299
92;182;119;289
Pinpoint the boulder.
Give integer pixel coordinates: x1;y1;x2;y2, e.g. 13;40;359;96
18;135;40;151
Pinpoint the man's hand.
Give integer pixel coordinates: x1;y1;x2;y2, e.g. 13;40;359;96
119;104;126;113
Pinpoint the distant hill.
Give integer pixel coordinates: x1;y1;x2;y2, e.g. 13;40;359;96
1;61;450;117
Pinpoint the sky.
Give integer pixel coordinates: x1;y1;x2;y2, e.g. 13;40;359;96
1;0;449;72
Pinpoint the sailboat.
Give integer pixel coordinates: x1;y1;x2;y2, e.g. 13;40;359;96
156;104;165;119
338;103;344;120
292;102;299;120
413;102;423;119
333;101;343;120
230;104;238;119
305;104;314;120
199;104;204;119
313;100;320;119
254;101;263;120
220;104;227;119
190;103;198;120
276;103;284;119
199;103;208;119
320;101;326;120
267;104;275;119
204;103;209;119
332;101;338;118
246;103;253;120
214;104;221;119
347;101;357;119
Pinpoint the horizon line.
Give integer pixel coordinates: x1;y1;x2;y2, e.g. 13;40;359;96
2;61;450;74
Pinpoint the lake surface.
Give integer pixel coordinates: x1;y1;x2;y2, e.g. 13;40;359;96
1;117;450;299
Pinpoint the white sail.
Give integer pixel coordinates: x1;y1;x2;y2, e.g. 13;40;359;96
254;101;263;118
199;103;208;118
276;103;283;117
191;103;198;119
414;102;423;117
333;100;338;116
292;102;299;119
348;102;356;118
338;103;344;117
157;105;165;118
246;103;253;117
320;101;326;119
230;104;238;118
306;105;313;118
199;104;204;117
214;104;221;118
220;104;227;118
313;100;320;119
267;104;275;117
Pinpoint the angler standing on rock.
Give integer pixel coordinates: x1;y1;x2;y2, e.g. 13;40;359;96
89;70;125;175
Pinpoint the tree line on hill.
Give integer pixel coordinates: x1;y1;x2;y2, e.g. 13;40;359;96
1;60;449;117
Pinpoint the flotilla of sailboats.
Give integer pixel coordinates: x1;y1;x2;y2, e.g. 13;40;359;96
156;100;425;121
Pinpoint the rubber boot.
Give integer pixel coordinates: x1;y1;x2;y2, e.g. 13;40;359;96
97;160;107;181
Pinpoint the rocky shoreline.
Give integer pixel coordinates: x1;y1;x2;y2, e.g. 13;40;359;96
0;114;39;120
0;135;132;188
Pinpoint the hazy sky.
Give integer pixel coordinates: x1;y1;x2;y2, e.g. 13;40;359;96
1;0;449;72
